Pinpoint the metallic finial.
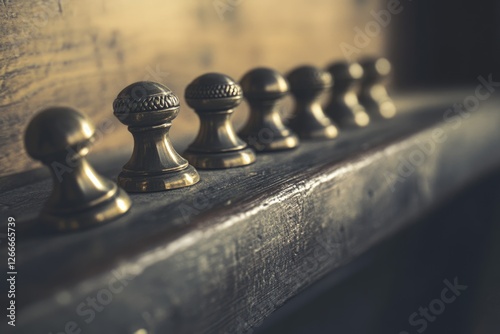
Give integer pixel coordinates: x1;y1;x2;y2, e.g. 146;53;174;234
238;67;299;152
183;73;256;169
358;57;396;120
325;61;370;128
113;81;200;192
24;107;131;231
286;65;339;139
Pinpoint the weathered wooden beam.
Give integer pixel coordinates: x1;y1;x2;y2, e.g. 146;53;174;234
1;92;500;333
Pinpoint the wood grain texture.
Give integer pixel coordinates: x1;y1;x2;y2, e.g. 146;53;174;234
3;94;500;333
0;0;384;177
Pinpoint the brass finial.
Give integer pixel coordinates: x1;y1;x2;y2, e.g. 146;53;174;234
113;81;200;192
238;67;299;152
24;107;131;231
325;61;370;128
286;65;339;139
358;57;396;120
183;73;256;169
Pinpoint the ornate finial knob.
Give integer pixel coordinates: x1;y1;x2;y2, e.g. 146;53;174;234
238;67;299;152
24;107;131;231
286;65;338;139
325;61;370;128
358;57;396;120
183;73;256;169
113;81;200;192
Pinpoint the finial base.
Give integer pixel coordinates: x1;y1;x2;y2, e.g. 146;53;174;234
40;185;131;231
240;132;300;152
326;101;371;129
289;121;339;140
183;148;256;169
360;95;397;120
118;165;200;192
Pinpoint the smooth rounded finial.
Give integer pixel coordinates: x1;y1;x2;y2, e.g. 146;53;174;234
240;67;289;100
359;57;392;84
238;67;299;152
24;107;131;231
287;65;333;99
325;61;370;128
113;81;200;192
184;73;256;169
25;107;95;162
326;62;363;87
286;65;338;139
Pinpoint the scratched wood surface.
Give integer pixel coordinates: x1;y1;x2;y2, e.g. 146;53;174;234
0;0;384;178
2;94;500;333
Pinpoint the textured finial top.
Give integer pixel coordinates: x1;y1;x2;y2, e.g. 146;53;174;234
240;67;289;101
185;73;243;111
326;62;364;81
360;57;392;81
25;107;95;162
113;81;180;126
287;65;332;98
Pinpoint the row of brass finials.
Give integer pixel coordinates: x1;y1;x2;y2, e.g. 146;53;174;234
24;58;396;231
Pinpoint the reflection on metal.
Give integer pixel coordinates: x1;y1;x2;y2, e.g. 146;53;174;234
24;107;131;231
113;81;200;192
359;57;397;120
183;73;256;169
325;61;370;128
238;67;299;152
286;65;339;139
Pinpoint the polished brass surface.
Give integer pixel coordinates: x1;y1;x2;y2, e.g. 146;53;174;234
183;73;256;169
325;62;370;128
238;67;299;152
113;81;200;192
358;57;396;120
24;107;131;231
286;65;339;140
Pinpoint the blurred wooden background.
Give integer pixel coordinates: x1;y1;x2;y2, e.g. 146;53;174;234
0;0;385;178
